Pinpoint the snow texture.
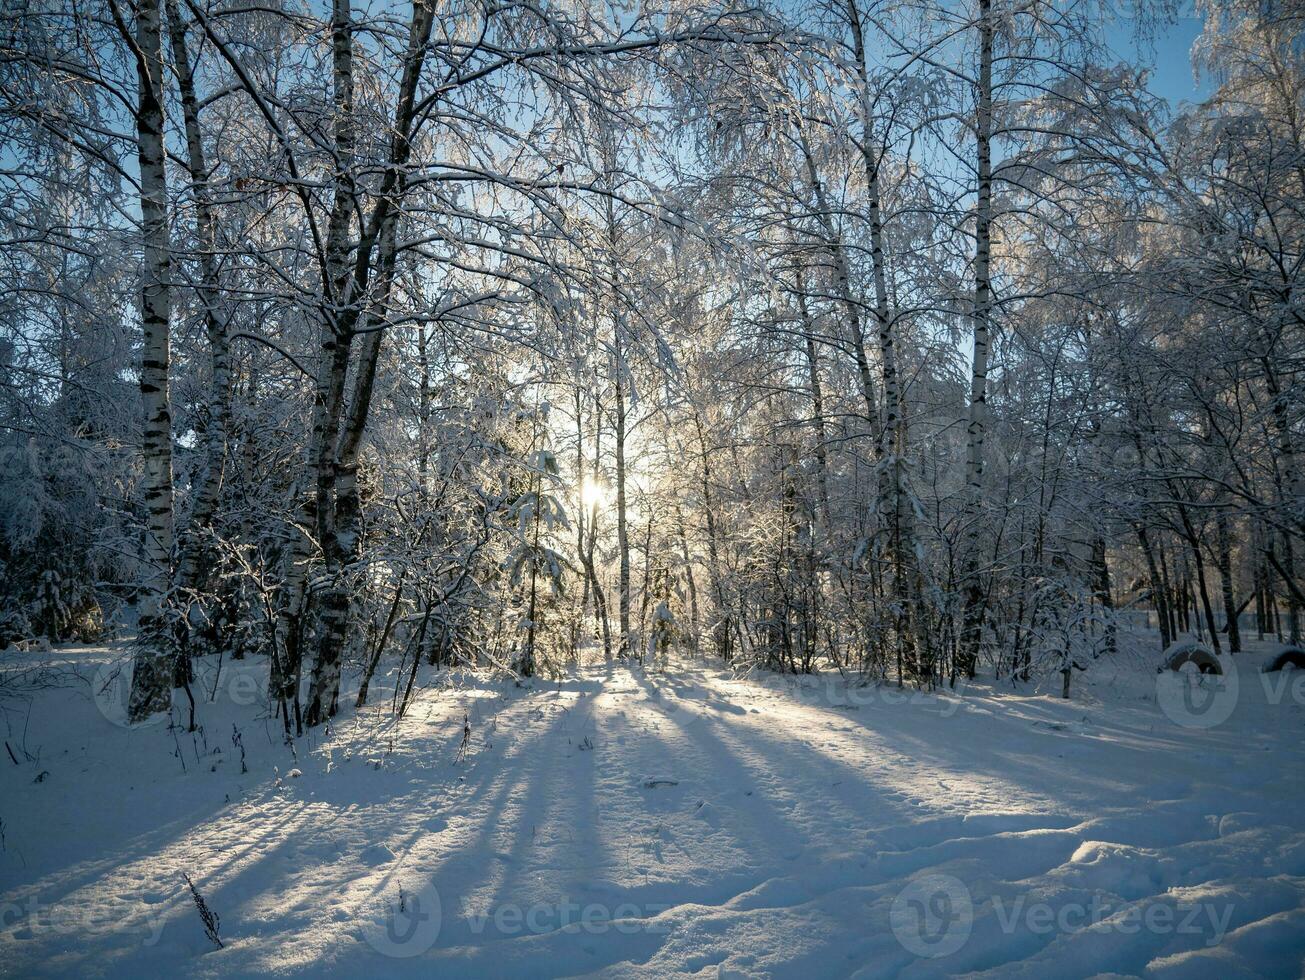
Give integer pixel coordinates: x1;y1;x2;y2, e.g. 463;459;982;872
1;641;1302;978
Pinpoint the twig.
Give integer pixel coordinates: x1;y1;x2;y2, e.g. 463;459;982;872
181;872;223;949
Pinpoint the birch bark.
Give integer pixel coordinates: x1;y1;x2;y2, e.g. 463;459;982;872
123;0;177;722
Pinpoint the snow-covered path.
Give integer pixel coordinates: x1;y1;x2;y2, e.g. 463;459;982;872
1;648;1303;977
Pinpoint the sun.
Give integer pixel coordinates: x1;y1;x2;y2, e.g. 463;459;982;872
580;475;610;512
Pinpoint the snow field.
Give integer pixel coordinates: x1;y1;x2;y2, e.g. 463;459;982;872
0;639;1302;978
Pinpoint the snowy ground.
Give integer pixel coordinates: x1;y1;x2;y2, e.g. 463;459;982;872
1;637;1303;978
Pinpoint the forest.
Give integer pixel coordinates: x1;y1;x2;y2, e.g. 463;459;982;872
0;0;1303;975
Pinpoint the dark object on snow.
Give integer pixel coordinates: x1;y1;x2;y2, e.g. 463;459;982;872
182;872;223;949
1263;646;1305;673
1158;640;1222;675
454;712;472;765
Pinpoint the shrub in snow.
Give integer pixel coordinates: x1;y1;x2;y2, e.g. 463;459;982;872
1019;578;1109;697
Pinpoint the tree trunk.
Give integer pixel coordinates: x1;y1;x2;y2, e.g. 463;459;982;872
1253;522;1268;639
300;0;358;729
614;366;632;657
165;0;231;599
794;268;832;531
306;0;434;726
1260;350;1305;540
957;0;994;678
357;574;405;707
1216;512;1241;652
330;0;434;559
795;132;880;444
123;0;176;723
694;409;730;661
1178;505;1222;654
676;505;700;656
844;0;925;674
1092;536;1117;655
1155;534;1175;638
1136;525;1171;650
1280;534;1302;642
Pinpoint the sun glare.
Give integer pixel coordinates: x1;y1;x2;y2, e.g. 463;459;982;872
580;475;609;512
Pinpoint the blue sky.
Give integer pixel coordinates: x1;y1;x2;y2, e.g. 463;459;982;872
1133;11;1215;105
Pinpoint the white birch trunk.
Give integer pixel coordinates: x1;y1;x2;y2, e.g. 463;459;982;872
274;0;357;724
124;0;176;722
846;0;928;674
958;0;994;678
305;0;435;725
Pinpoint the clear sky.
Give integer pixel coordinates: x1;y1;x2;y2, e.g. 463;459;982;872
1132;10;1215;106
